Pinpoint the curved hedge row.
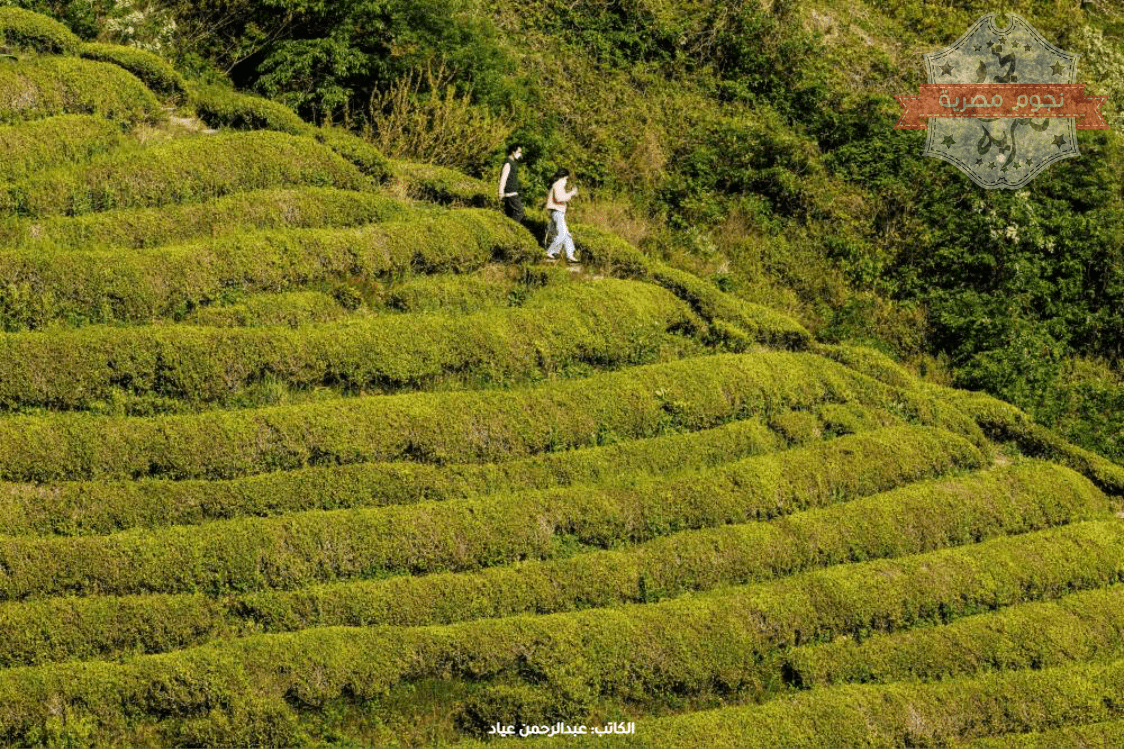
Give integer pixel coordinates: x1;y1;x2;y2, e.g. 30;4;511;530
0;208;532;330
0;130;367;218
0;520;1117;745
0;279;695;408
514;657;1124;748
226;476;1118;631
0;460;1101;669
190;83;308;134
0;187;416;251
0;412;826;537
314;126;391;181
384;268;522;314
0;114;124;184
0;352;984;481
786;584;1124;689
188;85;391;181
0;7;79;54
572;223;812;350
931;383;1124;498
0;55;160;125
184;291;348;328
966;719;1124;748
389;159;492;207
0;426;983;600
79;42;186;99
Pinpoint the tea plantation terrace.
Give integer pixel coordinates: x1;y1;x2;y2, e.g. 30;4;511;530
0;7;1121;747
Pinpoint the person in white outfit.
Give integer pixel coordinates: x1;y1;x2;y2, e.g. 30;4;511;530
544;168;579;262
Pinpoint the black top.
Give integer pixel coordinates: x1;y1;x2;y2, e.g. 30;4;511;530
503;156;521;194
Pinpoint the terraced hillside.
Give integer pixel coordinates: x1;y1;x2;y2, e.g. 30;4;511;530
0;8;1122;748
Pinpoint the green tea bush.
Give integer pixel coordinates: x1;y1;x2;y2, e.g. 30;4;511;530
0;114;123;183
0;279;695;408
0;464;1102;681
184;291;347;328
0;209;535;329
786;584;1124;688
0;56;160;125
0;7;79;54
0;352;985;481
0;520;1118;745
0;414;810;537
0;426;982;600
188;87;393;180
232;516;1124;632
929;383;1124;498
572;222;812;349
390;158;492;207
190;82;310;134
0;462;1102;670
384;270;520;314
0;130;367;217
516;656;1124;748
315;125;391;181
0;187;415;250
968;719;1124;749
79;42;186;99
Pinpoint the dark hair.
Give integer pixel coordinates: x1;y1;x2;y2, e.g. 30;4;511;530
507;142;522;156
551;167;570;181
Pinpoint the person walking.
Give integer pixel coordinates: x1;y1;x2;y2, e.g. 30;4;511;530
498;143;524;224
544;168;579;263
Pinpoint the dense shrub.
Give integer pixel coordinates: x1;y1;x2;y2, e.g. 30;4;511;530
190;85;392;180
184;291;347;328
0;130;367;217
0;209;535;329
786;585;1124;689
0;463;1102;677
517;656;1124;748
0;409;882;537
0;426;982;600
233;516;1124;632
190;82;309;134
572;222;812;349
969;719;1124;749
314;125;391;181
0;187;416;250
79;42;186;99
0;520;1118;745
0;114;122;183
0;279;695;408
384;269;520;314
0;6;79;54
0;55;159;124
0;352;985;481
389;158;493;207
929;383;1124;498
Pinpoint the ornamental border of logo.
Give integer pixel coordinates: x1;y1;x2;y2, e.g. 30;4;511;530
894;13;1109;189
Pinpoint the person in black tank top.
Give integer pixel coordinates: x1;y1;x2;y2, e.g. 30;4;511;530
498;144;524;224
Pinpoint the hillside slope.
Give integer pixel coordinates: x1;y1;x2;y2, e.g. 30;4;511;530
0;9;1121;747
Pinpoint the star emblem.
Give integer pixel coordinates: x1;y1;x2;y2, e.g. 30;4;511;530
1024;44;1031;51
1052;134;1067;148
1051;60;1065;75
989;162;996;169
975;45;982;51
942;135;955;148
940;63;953;76
975;158;983;165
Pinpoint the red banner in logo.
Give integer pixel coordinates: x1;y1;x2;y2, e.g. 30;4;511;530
894;85;1108;129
